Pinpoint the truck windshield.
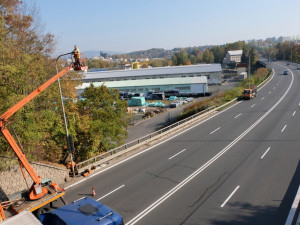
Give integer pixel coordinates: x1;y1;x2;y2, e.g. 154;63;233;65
244;90;250;94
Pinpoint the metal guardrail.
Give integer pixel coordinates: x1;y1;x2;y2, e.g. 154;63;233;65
75;67;274;174
75;99;239;173
75;105;216;172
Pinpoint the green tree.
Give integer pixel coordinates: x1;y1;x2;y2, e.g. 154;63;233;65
0;1;81;164
74;84;128;160
211;46;225;63
203;49;215;63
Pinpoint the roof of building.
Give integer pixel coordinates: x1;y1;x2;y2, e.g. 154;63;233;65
228;50;243;56
77;76;207;89
81;64;221;80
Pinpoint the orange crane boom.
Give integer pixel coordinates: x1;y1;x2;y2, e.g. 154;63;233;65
0;65;72;200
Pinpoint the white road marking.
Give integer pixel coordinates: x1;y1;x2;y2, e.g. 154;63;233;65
273;87;276;90
281;125;287;133
299;103;300;106
169;149;186;160
97;185;125;201
261;147;270;159
221;186;240;208
269;91;272;94
64;68;276;191
234;113;241;118
210;127;220;134
64;101;242;190
293;111;296;117
261;97;265;100
251;104;255;108
126;65;293;225
285;185;300;225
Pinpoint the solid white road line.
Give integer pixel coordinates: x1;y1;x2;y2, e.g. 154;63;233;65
285;185;300;225
126;65;293;225
64;68;276;191
97;185;125;201
65;101;242;190
234;113;242;118
261;147;271;159
169;149;186;160
221;186;240;208
251;104;255;108
281;125;287;133
210;127;220;134
292;111;296;117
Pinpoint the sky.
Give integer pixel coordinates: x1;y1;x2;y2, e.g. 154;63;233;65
25;0;300;54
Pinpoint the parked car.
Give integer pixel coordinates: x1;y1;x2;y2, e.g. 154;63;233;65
170;101;183;108
185;97;194;102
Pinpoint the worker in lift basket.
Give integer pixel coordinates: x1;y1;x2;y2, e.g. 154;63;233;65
73;45;81;68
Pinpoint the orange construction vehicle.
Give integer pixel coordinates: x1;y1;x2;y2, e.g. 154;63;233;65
242;85;257;100
0;53;87;220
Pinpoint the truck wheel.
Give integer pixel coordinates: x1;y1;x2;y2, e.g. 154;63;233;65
35;204;51;219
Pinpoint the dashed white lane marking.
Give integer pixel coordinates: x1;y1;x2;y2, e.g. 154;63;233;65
251;104;255;108
169;149;186;160
281;125;287;133
210;127;220;134
292;111;296;117
261;97;265;100
221;186;240;208
261;147;270;159
97;185;125;201
235;113;242;118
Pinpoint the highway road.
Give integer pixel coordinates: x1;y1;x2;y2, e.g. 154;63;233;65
64;62;300;225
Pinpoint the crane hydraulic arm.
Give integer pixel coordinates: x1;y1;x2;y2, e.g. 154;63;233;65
0;65;72;200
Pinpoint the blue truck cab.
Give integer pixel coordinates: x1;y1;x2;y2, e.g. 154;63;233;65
39;197;124;225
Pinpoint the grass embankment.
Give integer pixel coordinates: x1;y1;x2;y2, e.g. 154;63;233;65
178;68;270;121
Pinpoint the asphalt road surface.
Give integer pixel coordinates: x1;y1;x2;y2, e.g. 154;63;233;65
64;62;300;225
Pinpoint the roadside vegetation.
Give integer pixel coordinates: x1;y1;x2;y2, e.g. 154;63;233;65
0;1;128;168
178;67;270;121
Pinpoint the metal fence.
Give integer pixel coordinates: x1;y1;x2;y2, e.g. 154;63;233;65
75;103;226;173
75;67;274;174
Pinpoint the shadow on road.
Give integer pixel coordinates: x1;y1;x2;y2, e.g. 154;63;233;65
207;160;300;225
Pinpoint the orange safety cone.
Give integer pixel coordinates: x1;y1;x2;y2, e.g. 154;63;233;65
92;186;96;196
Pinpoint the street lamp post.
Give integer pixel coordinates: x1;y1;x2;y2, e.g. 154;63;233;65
56;52;75;177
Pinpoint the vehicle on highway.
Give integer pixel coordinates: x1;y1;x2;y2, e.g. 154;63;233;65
242;86;257;100
287;62;290;65
40;197;124;225
283;70;288;75
297;66;300;70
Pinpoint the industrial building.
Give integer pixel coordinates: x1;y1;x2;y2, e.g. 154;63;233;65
223;50;243;64
76;64;222;95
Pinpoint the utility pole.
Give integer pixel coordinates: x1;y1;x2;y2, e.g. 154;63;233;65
56;53;75;177
248;56;251;89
